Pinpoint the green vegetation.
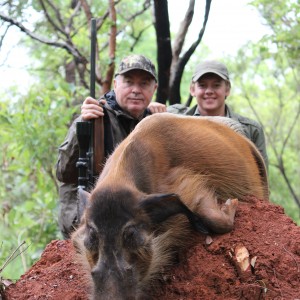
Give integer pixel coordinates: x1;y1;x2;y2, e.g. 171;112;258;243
0;82;78;279
0;0;299;281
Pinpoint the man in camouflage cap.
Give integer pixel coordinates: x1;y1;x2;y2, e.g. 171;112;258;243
167;60;268;167
56;54;165;239
116;54;157;81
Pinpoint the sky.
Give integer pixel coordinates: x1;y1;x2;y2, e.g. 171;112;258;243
0;27;33;92
0;0;271;92
168;0;270;58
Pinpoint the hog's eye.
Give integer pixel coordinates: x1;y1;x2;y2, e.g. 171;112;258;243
84;225;99;251
122;224;145;251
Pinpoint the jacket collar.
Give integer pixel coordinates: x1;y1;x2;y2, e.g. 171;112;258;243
187;104;231;117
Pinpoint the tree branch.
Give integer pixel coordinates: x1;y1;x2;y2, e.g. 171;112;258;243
43;0;66;31
0;12;87;64
38;0;66;37
66;0;82;35
172;0;195;60
129;23;152;51
0;22;11;50
180;0;212;66
79;0;93;21
118;0;151;22
169;0;212;104
102;0;117;94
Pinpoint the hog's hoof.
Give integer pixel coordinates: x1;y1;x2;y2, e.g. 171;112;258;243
222;198;239;215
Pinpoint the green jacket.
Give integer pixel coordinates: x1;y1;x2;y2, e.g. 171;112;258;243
167;103;269;168
56;91;151;238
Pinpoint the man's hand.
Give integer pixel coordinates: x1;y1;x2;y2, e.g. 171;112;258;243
148;102;167;114
81;97;106;121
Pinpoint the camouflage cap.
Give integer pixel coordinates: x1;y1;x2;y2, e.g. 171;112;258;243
192;60;230;82
115;54;157;82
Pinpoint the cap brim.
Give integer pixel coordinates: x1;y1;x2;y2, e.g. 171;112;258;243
116;67;157;81
192;69;228;82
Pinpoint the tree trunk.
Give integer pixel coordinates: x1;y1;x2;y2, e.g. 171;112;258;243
169;0;212;104
153;0;211;105
153;0;172;104
101;0;117;95
65;60;76;84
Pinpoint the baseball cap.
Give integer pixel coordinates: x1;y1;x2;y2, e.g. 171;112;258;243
115;54;157;81
192;60;230;82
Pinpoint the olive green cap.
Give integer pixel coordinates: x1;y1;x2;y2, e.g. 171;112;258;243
192;60;230;82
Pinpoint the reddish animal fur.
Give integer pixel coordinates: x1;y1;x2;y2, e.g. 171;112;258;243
72;113;269;300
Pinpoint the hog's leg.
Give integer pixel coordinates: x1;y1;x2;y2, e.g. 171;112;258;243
194;198;239;234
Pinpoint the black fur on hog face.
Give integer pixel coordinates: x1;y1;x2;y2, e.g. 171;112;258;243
81;188;154;300
75;188;208;300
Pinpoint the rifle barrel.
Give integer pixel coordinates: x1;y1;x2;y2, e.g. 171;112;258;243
87;18;97;183
90;18;96;98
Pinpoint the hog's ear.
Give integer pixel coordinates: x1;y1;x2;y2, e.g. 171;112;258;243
77;187;91;221
139;193;210;234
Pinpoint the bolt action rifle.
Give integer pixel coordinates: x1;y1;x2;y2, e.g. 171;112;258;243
76;18;105;208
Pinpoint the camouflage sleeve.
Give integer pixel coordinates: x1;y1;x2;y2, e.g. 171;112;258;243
233;111;269;171
167;104;189;114
57;182;79;239
55;116;82;184
250;125;269;170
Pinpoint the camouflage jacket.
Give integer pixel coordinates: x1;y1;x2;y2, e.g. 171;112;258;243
167;103;269;168
56;91;151;238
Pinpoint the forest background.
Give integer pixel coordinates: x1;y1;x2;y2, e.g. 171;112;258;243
0;0;299;280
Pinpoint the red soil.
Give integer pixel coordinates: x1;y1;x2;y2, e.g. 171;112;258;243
3;198;300;299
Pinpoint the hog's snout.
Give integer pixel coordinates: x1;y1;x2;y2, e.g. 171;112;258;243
91;257;136;300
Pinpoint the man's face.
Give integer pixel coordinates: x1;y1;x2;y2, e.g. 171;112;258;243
190;73;230;116
114;70;157;119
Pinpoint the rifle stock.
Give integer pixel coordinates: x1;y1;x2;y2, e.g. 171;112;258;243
93;117;105;174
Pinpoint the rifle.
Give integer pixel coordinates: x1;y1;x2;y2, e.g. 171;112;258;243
76;18;105;195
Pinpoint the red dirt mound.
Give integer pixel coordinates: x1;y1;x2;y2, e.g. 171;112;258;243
3;198;300;300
